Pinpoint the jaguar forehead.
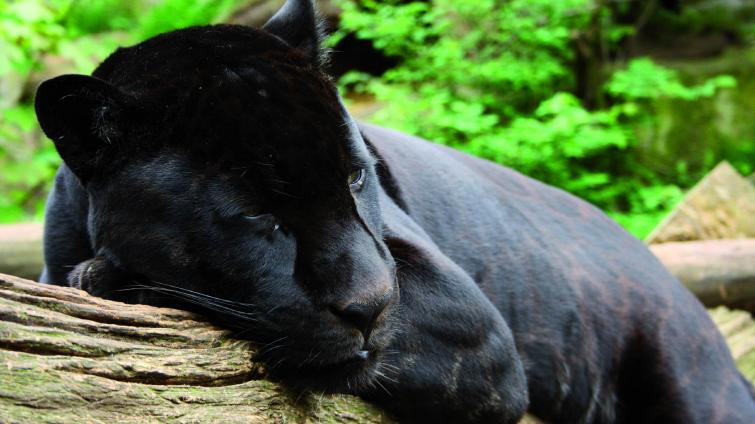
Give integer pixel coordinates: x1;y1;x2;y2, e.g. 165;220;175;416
339;100;372;164
86;25;359;204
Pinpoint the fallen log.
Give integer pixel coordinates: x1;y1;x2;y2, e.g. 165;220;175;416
649;239;755;312
0;272;550;423
1;273;753;422
0;272;388;423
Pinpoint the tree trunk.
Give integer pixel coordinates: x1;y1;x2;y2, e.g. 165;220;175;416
0;272;389;423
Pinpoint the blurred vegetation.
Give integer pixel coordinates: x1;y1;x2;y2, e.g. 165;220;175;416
333;0;755;237
1;0;754;239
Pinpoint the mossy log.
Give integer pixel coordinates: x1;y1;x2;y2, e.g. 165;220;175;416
0;272;389;423
1;273;753;422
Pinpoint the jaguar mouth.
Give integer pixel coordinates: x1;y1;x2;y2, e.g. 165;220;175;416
330;349;373;368
248;304;400;393
262;346;384;393
316;348;376;372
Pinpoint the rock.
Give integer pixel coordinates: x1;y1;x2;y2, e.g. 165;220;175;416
646;161;755;244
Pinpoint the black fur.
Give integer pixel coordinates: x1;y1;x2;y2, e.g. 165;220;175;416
35;1;754;422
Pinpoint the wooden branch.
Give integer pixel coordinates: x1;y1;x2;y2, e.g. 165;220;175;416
649;239;755;312
0;273;389;423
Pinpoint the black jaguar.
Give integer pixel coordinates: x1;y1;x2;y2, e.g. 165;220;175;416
34;0;755;422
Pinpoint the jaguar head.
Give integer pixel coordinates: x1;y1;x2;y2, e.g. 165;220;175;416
35;0;399;392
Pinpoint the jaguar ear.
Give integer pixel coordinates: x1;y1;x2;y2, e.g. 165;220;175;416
263;0;326;65
35;74;131;183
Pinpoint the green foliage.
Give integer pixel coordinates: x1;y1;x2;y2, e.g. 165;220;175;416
335;0;740;238
0;0;66;77
0;0;750;239
0;105;58;222
133;0;242;42
0;0;66;222
63;0;142;34
607;58;737;101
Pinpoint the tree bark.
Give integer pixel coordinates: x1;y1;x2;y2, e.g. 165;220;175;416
0;272;389;423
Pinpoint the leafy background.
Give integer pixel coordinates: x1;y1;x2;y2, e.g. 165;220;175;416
1;0;754;239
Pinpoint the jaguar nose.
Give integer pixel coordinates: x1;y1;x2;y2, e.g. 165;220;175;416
331;291;392;341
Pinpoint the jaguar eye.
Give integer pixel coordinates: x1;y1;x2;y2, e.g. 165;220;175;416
349;168;365;189
241;205;265;219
